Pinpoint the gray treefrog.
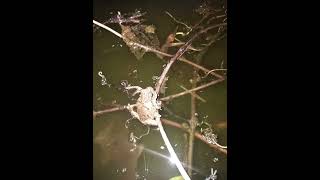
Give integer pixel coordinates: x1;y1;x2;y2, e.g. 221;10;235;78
126;86;161;126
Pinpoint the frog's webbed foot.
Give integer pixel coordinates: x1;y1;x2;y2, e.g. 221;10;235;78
125;86;143;96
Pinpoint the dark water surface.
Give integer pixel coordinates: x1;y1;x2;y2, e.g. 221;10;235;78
93;0;227;179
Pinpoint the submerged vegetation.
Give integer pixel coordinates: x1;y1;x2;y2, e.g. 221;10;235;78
93;0;227;179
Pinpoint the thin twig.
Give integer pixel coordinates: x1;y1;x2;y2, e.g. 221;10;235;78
165;11;192;31
93;104;137;119
155;23;227;94
187;72;197;176
93;20;123;38
207;14;226;24
179;85;206;103
202;69;227;78
179;57;224;79
161;79;225;101
161;119;227;155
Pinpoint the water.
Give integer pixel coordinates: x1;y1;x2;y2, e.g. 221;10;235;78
93;0;227;179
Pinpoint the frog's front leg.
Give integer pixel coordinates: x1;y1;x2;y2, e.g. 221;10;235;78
125;86;143;96
126;104;140;120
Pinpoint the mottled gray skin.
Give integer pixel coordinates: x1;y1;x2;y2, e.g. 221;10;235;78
126;86;161;126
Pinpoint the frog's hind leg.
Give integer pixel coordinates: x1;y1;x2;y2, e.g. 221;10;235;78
126;104;140;120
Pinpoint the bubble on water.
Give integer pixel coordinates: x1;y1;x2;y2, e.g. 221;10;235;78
213;157;219;162
98;71;111;87
112;44;115;47
122;168;127;173
160;146;165;150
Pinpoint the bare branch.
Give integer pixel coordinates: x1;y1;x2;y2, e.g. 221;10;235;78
155;23;227;94
161;119;227;155
93;20;225;80
179;85;206;103
161;78;225;101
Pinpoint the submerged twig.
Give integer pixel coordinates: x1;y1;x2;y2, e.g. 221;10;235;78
187;72;198;176
179;85;206;103
161;79;225;101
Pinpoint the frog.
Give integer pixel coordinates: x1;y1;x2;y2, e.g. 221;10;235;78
125;86;161;126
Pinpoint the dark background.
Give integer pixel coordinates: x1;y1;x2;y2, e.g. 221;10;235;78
1;0;317;180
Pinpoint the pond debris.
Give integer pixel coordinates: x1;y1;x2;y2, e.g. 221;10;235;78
205;168;217;180
121;80;129;87
201;127;227;149
110;11;160;60
98;71;111;87
152;75;160;83
213;157;219;163
122;168;127;173
128;69;139;79
128;132;138;152
120;22;160;60
105;10;146;25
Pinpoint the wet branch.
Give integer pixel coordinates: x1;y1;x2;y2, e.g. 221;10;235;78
161;119;227;155
160;78;225;101
93;20;226;80
187;73;198;176
154;22;227;94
